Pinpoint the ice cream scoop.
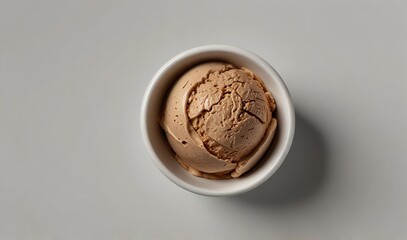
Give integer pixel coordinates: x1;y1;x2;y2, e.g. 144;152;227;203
160;62;277;179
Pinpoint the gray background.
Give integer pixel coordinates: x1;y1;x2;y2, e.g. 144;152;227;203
1;0;406;239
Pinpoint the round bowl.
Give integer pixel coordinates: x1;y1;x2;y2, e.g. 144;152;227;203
140;45;295;196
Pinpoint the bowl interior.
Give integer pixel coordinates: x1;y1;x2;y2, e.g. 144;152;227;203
142;46;294;196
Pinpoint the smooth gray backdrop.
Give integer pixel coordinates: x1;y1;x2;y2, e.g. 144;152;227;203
1;0;406;239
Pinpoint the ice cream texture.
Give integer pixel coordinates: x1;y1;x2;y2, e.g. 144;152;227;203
160;62;277;179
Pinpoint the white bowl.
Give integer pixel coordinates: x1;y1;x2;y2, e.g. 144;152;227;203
141;45;295;196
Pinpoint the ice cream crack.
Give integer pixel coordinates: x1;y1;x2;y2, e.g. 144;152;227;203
187;65;274;162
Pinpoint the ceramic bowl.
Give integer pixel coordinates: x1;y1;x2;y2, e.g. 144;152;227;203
140;45;295;196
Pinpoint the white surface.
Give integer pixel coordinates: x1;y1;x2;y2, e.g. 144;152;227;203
141;45;295;196
0;0;406;239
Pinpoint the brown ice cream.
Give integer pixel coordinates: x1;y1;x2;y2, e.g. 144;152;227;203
160;62;277;179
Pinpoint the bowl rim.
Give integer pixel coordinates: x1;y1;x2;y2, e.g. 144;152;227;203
140;44;295;196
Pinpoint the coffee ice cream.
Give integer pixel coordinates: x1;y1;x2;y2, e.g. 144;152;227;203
160;62;277;179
